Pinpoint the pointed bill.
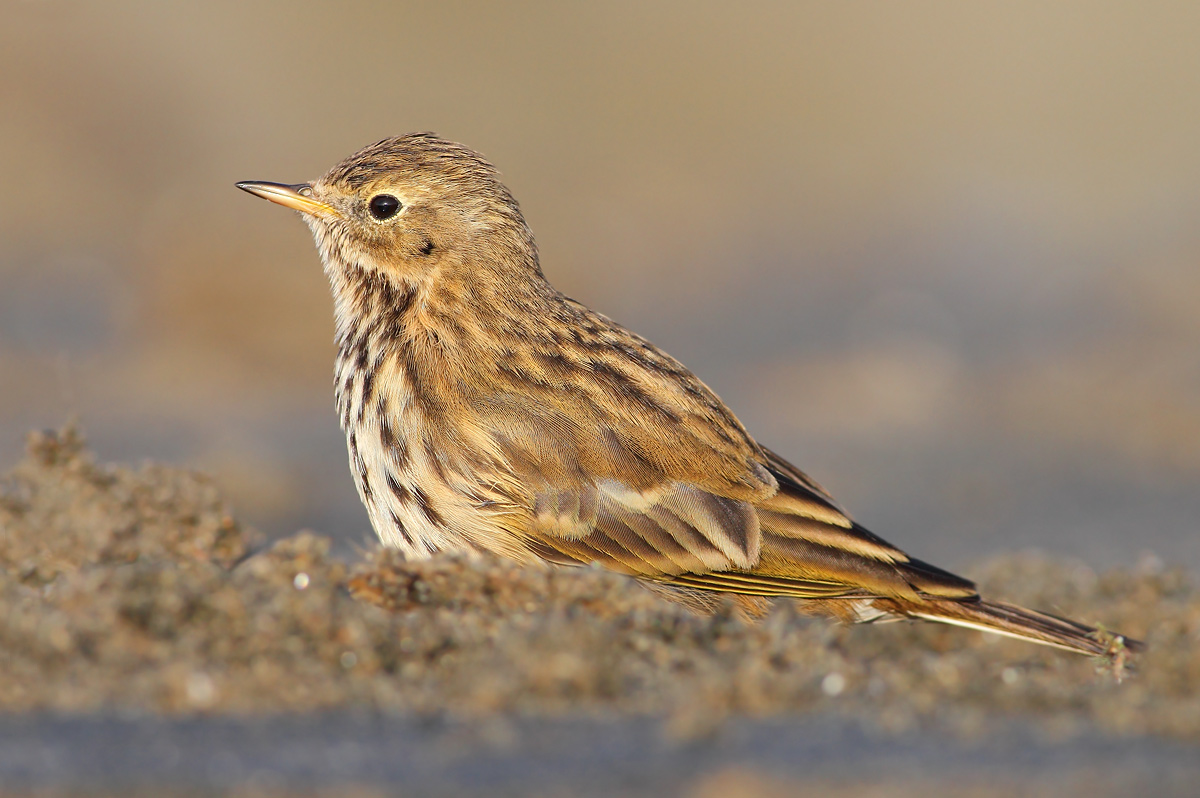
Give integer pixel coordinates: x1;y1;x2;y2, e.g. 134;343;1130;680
235;181;340;218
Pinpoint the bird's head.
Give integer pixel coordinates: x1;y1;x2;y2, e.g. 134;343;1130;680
238;133;540;295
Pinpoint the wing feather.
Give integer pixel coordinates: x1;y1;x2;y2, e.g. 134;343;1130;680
522;480;759;576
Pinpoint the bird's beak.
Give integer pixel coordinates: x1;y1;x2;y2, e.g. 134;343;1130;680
235;181;340;217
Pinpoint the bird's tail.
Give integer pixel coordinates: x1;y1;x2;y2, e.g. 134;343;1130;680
878;596;1144;658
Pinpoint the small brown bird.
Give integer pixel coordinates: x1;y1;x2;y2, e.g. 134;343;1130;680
238;133;1139;658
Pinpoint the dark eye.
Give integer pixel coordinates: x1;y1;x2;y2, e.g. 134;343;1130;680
368;194;401;220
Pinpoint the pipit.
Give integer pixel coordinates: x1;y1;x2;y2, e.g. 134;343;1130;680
238;133;1140;658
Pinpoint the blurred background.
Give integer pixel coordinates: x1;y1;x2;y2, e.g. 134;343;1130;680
2;1;1198;570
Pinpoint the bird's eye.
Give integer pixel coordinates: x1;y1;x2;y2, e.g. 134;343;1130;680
368;194;402;220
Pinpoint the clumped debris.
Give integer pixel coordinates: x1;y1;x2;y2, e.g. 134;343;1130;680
0;424;255;582
0;424;1197;740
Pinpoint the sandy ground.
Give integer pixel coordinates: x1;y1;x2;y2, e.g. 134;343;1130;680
0;424;1197;796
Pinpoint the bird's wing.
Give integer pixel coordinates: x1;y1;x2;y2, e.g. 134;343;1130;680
512;444;977;602
475;400;975;602
464;302;975;601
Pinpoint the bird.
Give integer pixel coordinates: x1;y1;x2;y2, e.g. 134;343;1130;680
237;133;1140;659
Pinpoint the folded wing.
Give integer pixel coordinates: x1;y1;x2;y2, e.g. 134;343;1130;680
516;444;977;605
